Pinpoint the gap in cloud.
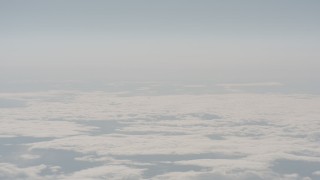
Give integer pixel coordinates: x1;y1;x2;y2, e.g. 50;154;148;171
272;159;320;179
0;136;55;168
207;134;226;140
140;162;205;179
0;98;27;108
28;149;102;176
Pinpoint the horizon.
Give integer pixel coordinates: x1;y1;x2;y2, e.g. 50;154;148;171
1;1;320;179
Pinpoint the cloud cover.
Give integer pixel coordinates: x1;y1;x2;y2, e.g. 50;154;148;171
0;90;320;179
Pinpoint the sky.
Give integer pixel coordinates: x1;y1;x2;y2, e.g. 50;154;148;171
1;0;320;92
1;1;320;179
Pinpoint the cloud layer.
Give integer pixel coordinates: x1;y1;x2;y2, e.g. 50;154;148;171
1;90;320;179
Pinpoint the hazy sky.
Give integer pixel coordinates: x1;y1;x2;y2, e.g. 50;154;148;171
1;0;320;89
2;2;320;179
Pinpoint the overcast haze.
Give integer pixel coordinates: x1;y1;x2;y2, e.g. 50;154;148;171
1;1;320;180
1;0;320;92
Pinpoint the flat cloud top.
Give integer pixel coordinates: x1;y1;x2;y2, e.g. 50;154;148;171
0;91;320;179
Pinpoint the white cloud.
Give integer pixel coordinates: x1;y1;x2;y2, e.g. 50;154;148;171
217;82;283;87
217;82;283;92
62;165;142;180
0;163;46;180
1;91;320;179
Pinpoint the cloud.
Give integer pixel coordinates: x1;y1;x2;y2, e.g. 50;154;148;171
0;163;45;180
0;98;27;108
151;170;274;180
63;165;142;180
217;82;283;92
218;82;283;87
1;90;320;179
0;120;95;138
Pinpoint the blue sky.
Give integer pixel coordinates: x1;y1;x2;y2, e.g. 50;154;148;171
1;0;320;91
